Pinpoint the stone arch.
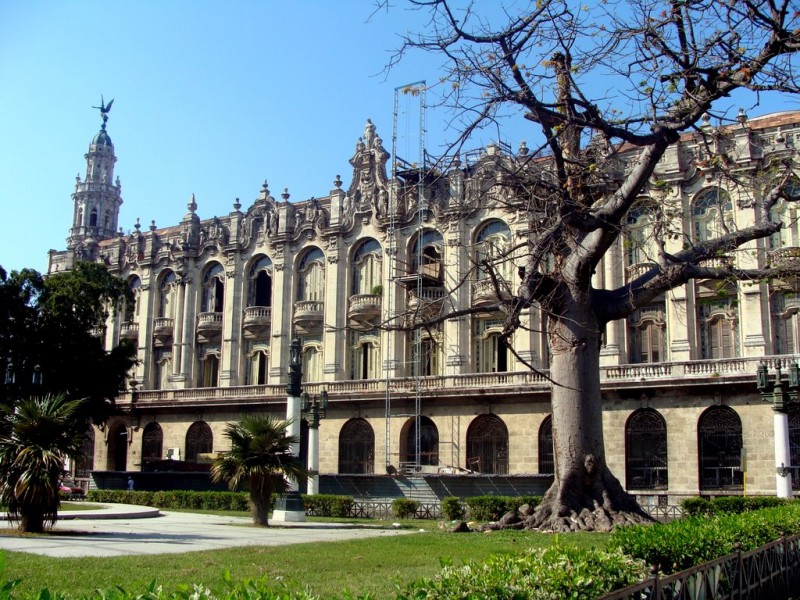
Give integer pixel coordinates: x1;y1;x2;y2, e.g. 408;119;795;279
106;421;128;471
466;414;509;474
338;418;374;474
185;421;213;463
141;422;164;465
698;405;743;491
538;415;554;475
400;416;439;467
625;408;668;490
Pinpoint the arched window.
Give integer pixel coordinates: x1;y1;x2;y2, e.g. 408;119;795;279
628;304;667;363
350;333;380;380
201;263;225;313
199;350;220;388
538;416;554;475
624;202;658;267
298;248;325;302
338;419;374;474
158;270;177;319
403;416;439;467
185;421;213;463
625;409;668;490
474;319;509;373
698;406;743;491
351;239;382;295
302;343;323;382
247;347;269;385
410;230;444;283
89;208;98;227
248;256;273;307
142;422;164;464
475;220;512;282
75;427;95;478
790;407;800;491
410;330;442;377
466;414;509;474
698;297;739;359
771;292;800;355
768;178;800;250
153;348;171;390
692;188;733;242
124;276;141;322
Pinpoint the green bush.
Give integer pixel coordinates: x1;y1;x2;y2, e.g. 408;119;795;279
464;495;541;521
680;496;712;517
610;503;800;573
681;495;790;517
87;490;250;512
302;494;354;517
398;545;649;599
441;496;465;521
392;498;419;519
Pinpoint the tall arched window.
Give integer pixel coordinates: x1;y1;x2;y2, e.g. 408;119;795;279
410;329;442;377
698;406;743;491
771;292;800;355
698;296;739;359
475;220;512;282
302;342;323;382
350;333;380;380
201;263;225;313
248;256;273;307
768;178;800;250
466;414;509;474
158;270;177;319
403;416;439;466
410;230;444;283
628;304;667;363
624;202;659;267
625;409;668;490
185;421;213;463
693;188;733;242
298;248;325;302
106;422;128;471
89;208;98;227
351;239;382;295
142;422;164;464
338;419;375;474
538;416;554;475
153;348;171;390
247;347;269;385
474;318;509;373
790;407;800;491
199;350;220;388
124;276;141;322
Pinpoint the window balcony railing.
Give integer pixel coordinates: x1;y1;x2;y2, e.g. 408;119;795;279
406;287;447;323
243;306;271;338
153;317;174;346
471;278;512;308
293;300;324;334
625;262;657;283
196;312;223;341
120;321;139;340
348;294;382;329
770;246;800;268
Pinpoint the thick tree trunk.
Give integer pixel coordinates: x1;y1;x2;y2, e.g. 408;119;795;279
19;509;45;534
250;481;270;527
526;298;652;532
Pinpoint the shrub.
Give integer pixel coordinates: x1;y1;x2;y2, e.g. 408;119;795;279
681;495;790;517
302;494;353;518
86;490;250;512
610;503;800;573
680;496;712;517
441;496;465;521
464;495;541;521
392;498;419;519
398;545;649;599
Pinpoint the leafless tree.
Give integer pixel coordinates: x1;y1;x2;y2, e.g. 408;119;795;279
388;0;800;531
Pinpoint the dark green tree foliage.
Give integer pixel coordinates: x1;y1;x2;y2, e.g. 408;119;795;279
211;415;308;527
0;262;135;421
0;394;87;532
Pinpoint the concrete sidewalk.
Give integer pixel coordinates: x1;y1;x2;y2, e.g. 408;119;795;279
0;505;416;557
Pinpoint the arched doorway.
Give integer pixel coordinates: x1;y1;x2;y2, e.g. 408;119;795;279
141;422;164;465
401;416;439;467
538;415;554;475
625;408;668;490
338;418;375;474
106;422;128;471
466;414;509;474
698;405;743;491
185;421;213;463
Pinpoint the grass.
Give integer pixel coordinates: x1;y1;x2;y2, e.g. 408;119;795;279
0;524;608;598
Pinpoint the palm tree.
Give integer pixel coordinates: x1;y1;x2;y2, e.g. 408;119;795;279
211;415;307;526
0;394;87;533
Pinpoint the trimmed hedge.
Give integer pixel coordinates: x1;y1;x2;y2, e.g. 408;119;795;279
441;496;465;520
87;490;250;512
301;494;353;518
463;495;542;521
398;545;649;599
681;495;789;517
392;498;420;519
610;502;800;573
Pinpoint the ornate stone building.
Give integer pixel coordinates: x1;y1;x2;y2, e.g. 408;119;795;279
49;108;800;504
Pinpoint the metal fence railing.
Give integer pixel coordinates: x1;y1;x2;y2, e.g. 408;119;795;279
598;534;800;600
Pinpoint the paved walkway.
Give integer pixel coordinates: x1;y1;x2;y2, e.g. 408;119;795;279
0;504;415;557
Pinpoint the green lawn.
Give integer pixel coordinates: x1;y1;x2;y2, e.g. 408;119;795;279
1;526;608;598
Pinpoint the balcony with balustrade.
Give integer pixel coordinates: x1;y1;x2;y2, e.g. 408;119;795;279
348;294;382;329
153;317;174;346
196;312;222;342
406;287;446;323
471;278;512;308
625;262;657;283
243;306;272;339
293;300;324;335
120;321;139;341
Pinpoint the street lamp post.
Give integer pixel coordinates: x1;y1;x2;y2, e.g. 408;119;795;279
756;360;799;498
302;389;328;495
272;338;306;522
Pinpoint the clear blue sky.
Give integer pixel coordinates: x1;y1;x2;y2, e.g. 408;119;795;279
1;1;797;275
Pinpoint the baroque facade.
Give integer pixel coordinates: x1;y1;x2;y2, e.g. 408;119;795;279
49;109;800;503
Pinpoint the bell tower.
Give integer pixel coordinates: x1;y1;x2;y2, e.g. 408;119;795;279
67;97;123;251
